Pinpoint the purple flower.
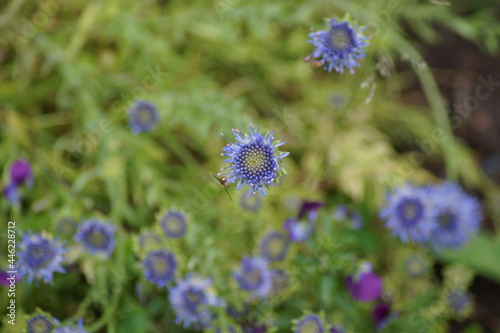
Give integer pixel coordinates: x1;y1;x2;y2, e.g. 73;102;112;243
3;183;20;204
329;325;344;333
0;271;19;287
233;256;273;298
10;159;33;186
372;302;393;330
346;263;383;302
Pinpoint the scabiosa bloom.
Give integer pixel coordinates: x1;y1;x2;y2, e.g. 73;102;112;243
240;191;263;211
345;262;383;302
168;275;219;329
26;313;55;333
53;319;88;333
306;18;369;74
138;230;162;249
160;210;187;238
284;201;323;242
75;219;116;258
233;256;272;298
18;233;66;284
446;290;473;317
10;159;33;186
219;124;289;197
260;231;290;262
404;254;429;279
127;100;160;134
429;182;482;248
380;184;436;243
294;315;325;333
143;250;177;287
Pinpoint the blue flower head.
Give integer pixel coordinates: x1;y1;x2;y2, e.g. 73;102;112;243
380;184;437;243
233;256;272;298
127;100;160;134
284;201;323;242
294;314;325;333
18;233;66;284
160;210;187;238
260;231;290;262
143;249;177;287
446;290;472;316
429;182;482;249
3;183;20;204
75;219;116;258
307;18;369;74
219;124;289;197
27;313;56;333
53;319;88;333
168;275;219;329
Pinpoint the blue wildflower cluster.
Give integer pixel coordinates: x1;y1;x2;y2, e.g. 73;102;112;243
159;210;188;238
380;182;482;248
127;100;160;134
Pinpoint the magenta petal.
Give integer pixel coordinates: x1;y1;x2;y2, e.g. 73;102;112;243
346;272;383;302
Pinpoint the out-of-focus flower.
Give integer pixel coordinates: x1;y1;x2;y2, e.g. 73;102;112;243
160;210;187;239
26;312;56;333
446;290;473;317
404;254;429;279
143;249;177;287
334;205;363;229
380;184;436;243
18;233;66;284
53;319;88;333
240;191;263;211
260;231;290;262
345;262;383;302
10;159;33;186
329;325;344;333
233;256;272;298
168;275;219;329
127;100;160;134
429;182;482;248
219;124;288;197
293;314;325;333
3;183;20;204
306;19;369;74
57;218;78;238
0;270;19;286
372;302;395;330
75;219;116;258
284;201;323;242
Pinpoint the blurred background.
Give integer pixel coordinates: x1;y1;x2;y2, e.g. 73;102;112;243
1;0;500;332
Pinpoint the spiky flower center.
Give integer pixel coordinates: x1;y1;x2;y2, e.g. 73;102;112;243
86;228;110;249
164;216;184;233
246;268;264;288
397;198;424;225
328;24;356;52
265;237;286;257
438;211;457;231
28;315;53;333
235;143;274;181
136;107;155;125
297;318;323;333
26;240;54;268
150;254;171;275
183;288;206;313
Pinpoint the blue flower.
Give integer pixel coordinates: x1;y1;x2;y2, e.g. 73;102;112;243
307;19;369;74
127;100;160;134
404;254;429;279
233;256;272;298
329;325;344;333
219;124;289;197
75;219;116;258
168;275;219;329
143;249;177;287
3;183;20;204
160;210;187;238
294;314;325;333
429;182;482;248
18;233;66;284
27;314;55;333
260;231;290;262
53;319;88;333
380;184;437;243
447;290;472;316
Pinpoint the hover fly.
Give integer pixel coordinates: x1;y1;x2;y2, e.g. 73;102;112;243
213;175;233;203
